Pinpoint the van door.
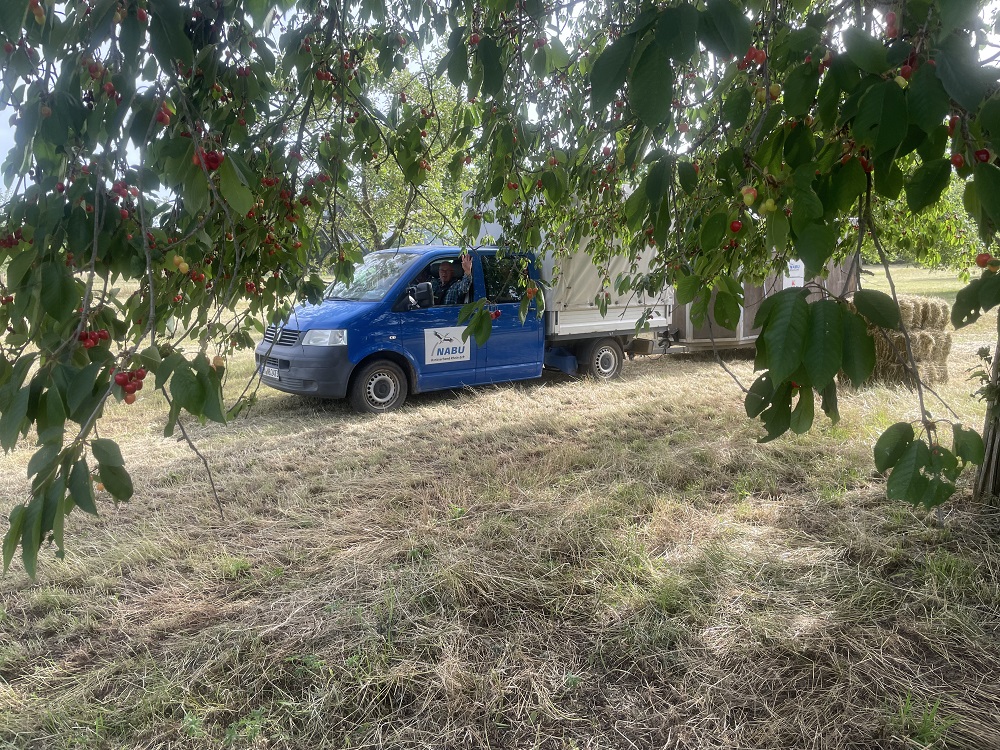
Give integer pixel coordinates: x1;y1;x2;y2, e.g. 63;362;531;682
394;255;479;393
479;253;543;382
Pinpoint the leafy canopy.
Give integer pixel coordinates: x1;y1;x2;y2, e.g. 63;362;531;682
1;0;999;573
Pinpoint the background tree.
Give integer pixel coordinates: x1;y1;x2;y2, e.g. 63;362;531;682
1;0;999;574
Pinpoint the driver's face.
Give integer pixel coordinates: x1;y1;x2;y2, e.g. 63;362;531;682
438;263;454;283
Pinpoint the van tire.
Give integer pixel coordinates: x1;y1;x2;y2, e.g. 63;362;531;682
579;337;624;380
349;359;408;413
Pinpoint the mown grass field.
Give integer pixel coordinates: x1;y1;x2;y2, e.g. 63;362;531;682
1;265;999;749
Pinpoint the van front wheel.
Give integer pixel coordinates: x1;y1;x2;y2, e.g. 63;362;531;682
579;337;624;380
349;360;408;413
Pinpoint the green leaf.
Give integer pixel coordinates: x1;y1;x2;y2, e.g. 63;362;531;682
830;157;867;213
905;158;951;213
951;277;982;328
149;1;194;68
979;96;1000;138
784;124;816;168
699;211;728;250
0;1;29;40
874;422;915;472
765;211;789;253
628;40;673;128
841;307;876;386
703;0;752;60
219;157;255;217
853;289;900;329
171;364;206;415
477;37;504;97
713;290;740;331
759;383;793;443
762;289;809;386
974;162;1000;227
783;63;820;118
590;35;635;111
794;222;837;279
0;385;29;452
886;439;931;504
20;497;43;579
27;443;59;480
820;381;840;423
2;504;25;573
722;86;752;131
91;438;125;467
940;0;979;35
853;80;908;157
843;28;889;73
445;27;469;86
99;464;134;503
69;458;98;515
678;161;698;194
804;299;843;390
789;388;815;434
936;33;992;111
907;63;950;133
674;274;702;305
40;262;79;321
655;4;699;62
745;373;773;418
953;424;985;466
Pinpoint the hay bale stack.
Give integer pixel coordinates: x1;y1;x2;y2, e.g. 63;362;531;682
865;294;952;385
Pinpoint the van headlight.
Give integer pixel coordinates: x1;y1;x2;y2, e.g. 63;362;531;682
302;329;348;346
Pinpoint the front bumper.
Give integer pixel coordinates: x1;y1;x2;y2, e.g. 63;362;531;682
254;340;354;399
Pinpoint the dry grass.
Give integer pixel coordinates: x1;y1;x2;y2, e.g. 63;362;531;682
1;267;999;749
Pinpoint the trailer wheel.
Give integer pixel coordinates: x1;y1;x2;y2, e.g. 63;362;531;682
579;337;624;380
349;359;408;413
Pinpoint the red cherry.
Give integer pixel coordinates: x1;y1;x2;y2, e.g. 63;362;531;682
976;252;992;268
507;181;518;190
948;115;959;135
730;220;743;233
975;149;991;163
114;372;129;386
119;209;129;220
469;32;480;45
124;393;137;404
56;182;64;193
951;153;965;169
135;367;147;380
137;8;148;23
97;328;110;340
899;65;912;80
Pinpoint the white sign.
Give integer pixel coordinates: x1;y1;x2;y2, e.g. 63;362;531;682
424;327;471;364
783;259;805;288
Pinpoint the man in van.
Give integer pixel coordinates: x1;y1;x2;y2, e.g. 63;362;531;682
434;254;473;305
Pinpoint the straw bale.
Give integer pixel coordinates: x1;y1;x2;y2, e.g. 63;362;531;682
897;297;918;329
868;328;951;385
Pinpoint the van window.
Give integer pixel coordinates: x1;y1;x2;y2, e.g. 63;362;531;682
482;255;526;303
324;251;418;301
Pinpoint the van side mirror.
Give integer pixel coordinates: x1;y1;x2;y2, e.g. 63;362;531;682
406;281;435;310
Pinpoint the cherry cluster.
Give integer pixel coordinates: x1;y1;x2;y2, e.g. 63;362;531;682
193;148;225;171
78;329;110;349
0;227;24;248
113;367;146;404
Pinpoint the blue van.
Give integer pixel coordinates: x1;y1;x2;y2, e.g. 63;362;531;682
254;246;546;412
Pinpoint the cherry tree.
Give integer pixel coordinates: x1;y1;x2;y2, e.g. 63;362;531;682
1;0;999;574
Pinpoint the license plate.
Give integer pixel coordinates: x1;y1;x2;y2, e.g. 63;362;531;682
262;365;279;380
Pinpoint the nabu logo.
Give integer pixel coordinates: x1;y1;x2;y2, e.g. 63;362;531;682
425;327;471;365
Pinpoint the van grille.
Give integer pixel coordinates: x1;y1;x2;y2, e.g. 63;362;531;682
263;326;299;346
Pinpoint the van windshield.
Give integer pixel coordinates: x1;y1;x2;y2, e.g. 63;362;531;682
324;252;419;301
